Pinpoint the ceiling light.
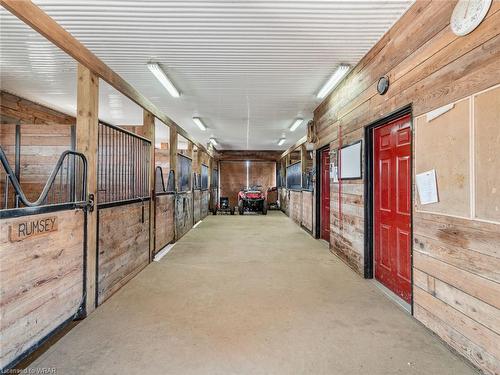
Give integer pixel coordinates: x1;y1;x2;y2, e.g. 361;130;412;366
289;118;304;132
209;137;218;146
147;62;180;98
277;138;286;146
316;64;350;99
192;117;207;131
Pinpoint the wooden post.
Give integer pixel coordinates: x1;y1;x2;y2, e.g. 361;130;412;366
169;127;178;191
187;142;194;189
196;149;203;175
300;144;307;188
76;64;98;314
208;157;213;189
280;157;286;187
142;110;155;259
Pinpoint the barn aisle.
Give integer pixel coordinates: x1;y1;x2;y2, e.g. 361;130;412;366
29;211;476;374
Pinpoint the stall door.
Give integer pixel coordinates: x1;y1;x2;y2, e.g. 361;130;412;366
373;115;412;303
320;148;330;241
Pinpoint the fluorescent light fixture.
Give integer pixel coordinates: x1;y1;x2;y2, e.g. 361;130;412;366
277;138;286;146
147;62;180;98
192;117;207;131
289;118;304;132
316;64;350;99
209;137;217;146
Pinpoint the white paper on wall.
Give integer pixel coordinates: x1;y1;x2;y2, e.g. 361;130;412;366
416;169;439;205
339;141;362;179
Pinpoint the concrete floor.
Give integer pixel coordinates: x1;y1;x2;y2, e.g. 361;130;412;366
29;211;477;374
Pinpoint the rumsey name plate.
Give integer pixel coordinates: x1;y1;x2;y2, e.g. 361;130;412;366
9;216;58;242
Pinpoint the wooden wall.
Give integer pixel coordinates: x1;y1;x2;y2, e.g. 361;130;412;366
220;161;246;207
97;202;150;304
289;190;302;225
0;209;84;369
314;0;500;272
220;160;276;207
412;86;500;374
249;161;276;195
155;193;175;252
302;191;313;232
312;2;500;373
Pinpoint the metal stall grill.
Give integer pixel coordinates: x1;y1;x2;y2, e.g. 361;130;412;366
1;146;87;211
97;122;151;204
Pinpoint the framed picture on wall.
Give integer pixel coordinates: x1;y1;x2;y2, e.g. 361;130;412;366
339;140;362;180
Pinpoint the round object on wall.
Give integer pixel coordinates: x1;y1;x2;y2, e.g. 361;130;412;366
377;76;389;95
451;0;492;36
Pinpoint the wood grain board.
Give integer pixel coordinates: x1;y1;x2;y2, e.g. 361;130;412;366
302;191;313;232
0;209;84;369
97;202;150;305
154;194;174;252
474;86;500;222
289;190;302;225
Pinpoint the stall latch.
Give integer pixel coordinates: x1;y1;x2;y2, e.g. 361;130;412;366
86;193;95;212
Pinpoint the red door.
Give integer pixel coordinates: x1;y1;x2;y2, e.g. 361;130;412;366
374;115;412;303
320;148;330;241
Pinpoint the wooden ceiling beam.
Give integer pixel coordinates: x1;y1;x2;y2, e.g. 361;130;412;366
217;150;282;162
280;135;307;159
0;0;213;157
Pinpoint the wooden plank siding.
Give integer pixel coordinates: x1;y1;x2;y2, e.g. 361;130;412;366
289;190;302;226
301;191;313;232
97;202;150;305
312;2;500;373
154;194;175;252
0;209;84;369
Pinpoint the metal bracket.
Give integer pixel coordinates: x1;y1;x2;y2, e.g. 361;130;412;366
86;193;95;212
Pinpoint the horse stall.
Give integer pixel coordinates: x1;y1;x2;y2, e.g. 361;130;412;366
200;164;209;219
193;188;201;224
95;122;151;305
175;192;193;239
0;100;88;369
175;154;193;240
154;166;175;253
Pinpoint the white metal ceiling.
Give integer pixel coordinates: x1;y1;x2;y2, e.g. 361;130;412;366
1;1;413;150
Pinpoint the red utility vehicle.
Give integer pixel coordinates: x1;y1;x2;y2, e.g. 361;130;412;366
237;186;267;215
